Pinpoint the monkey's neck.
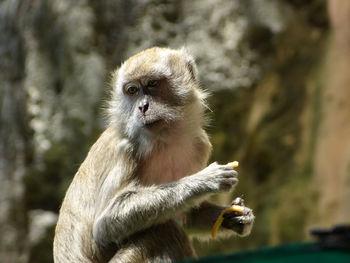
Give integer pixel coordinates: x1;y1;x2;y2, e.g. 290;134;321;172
138;130;202;186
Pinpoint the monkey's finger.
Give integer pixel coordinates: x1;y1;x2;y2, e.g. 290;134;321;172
209;161;218;167
220;178;239;189
226;178;238;184
220;170;238;178
231;197;244;206
218;178;238;192
222;166;238;172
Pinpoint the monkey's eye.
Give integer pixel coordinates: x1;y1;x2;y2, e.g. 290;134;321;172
146;79;159;88
125;83;140;96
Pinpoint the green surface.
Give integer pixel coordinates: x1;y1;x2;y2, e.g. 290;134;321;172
180;243;350;263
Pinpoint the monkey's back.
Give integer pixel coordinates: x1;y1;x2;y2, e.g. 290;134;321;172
54;128;123;262
54;174;100;262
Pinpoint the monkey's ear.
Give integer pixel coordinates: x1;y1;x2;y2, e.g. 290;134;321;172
187;59;198;81
110;68;123;91
181;47;199;81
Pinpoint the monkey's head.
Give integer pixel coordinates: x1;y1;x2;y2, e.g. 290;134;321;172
109;47;208;156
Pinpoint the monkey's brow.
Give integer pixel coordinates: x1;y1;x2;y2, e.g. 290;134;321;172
124;71;167;82
123;76;165;87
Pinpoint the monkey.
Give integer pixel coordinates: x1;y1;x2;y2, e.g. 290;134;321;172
53;47;254;263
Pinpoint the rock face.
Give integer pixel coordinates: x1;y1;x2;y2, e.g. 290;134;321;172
0;1;30;261
315;0;350;226
0;0;349;262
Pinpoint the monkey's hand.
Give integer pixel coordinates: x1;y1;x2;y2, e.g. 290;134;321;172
191;162;238;193
221;198;254;236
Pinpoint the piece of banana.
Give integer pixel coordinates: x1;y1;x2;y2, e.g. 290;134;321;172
227;161;239;168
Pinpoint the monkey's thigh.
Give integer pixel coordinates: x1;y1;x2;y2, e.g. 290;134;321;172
109;219;196;263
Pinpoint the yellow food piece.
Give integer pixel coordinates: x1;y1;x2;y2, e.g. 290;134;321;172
211;204;244;238
227;161;239;168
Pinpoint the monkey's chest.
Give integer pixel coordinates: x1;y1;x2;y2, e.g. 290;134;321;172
139;144;200;185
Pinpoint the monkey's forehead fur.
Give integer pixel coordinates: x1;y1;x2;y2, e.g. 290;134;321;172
113;47;198;88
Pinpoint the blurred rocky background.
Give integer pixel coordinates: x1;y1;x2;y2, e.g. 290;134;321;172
1;0;349;262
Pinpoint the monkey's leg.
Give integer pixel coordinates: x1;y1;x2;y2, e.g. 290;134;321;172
108;220;195;263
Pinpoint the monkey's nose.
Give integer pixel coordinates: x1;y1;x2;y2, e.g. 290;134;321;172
138;100;149;114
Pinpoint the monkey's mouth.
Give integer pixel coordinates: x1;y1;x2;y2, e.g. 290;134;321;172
143;119;167;131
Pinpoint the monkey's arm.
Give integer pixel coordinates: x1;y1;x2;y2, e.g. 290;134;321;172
92;162;237;248
185;201;254;238
93;183;202;248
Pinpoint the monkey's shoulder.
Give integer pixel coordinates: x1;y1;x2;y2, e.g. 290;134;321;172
81;126;132;170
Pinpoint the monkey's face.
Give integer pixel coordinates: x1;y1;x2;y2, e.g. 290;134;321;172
109;47;206;153
121;77;183;132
